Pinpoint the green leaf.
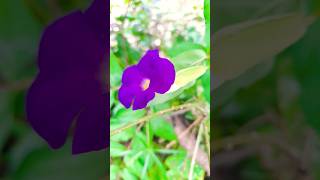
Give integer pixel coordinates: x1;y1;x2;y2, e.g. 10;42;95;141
131;133;147;150
214;60;274;107
150;66;207;105
110;53;123;87
204;0;210;49
110;108;145;142
13;146;106;180
110;141;128;157
124;152;145;178
166;42;204;58
213;13;314;89
110;165;121;180
165;153;204;179
171;49;207;70
121;168;138;180
0;0;40;81
0;90;13;150
169;66;207;93
150;117;177;141
201;70;210;103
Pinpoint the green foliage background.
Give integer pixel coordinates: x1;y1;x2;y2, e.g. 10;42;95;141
110;0;210;179
213;0;320;179
0;0;210;180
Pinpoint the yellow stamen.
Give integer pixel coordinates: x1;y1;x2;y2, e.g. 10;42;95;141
141;79;150;91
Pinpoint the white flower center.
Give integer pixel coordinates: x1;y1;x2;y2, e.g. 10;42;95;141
141;78;150;91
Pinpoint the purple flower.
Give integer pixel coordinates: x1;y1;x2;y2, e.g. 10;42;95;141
118;49;175;110
26;0;109;154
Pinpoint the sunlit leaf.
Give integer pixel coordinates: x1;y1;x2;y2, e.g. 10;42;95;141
110;141;128;157
171;49;207;70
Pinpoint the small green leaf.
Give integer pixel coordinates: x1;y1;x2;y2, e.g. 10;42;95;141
171;49;207;70
166;42;204;58
110;165;121;180
204;0;210;49
150;117;177;141
124;152;145;177
121;168;138;180
110;53;123;87
204;0;210;24
201;70;210;103
110;141;128;157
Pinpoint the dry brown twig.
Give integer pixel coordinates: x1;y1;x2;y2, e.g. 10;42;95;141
169;114;210;176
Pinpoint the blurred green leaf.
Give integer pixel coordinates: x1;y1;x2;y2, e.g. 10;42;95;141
201;70;210;103
0;90;13;150
214;60;274;107
110;141;128;157
131;132;147;150
165;152;204;179
110;165;121;180
150;117;177;141
13;146;106;180
0;0;40;81
166;42;204;58
124;152;145;178
110;108;145;142
204;0;210;49
121;168;138;180
171;49;207;70
110;53;123;87
291;19;320;134
214;13;314;89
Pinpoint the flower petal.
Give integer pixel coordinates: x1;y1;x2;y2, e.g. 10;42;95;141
27;6;108;153
118;84;141;108
132;89;155;110
84;0;107;34
72;94;108;154
137;49;160;78
137;50;175;94
26;70;96;149
121;65;145;86
149;58;175;94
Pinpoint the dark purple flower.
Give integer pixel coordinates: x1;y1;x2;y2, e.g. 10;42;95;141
26;0;109;154
118;49;175;110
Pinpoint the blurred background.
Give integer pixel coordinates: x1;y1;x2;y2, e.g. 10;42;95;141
213;0;320;179
110;0;210;179
0;0;107;179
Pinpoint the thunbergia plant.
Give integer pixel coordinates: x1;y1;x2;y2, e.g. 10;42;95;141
118;49;175;110
26;0;109;154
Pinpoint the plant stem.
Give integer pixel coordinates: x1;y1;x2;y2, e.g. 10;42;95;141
110;102;200;136
188;123;204;180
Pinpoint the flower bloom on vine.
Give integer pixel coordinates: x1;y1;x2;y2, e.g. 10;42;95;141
118;49;175;110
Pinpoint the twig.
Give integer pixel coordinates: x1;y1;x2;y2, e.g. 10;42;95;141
110;102;201;136
188;123;204;180
166;114;206;149
171;115;210;175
